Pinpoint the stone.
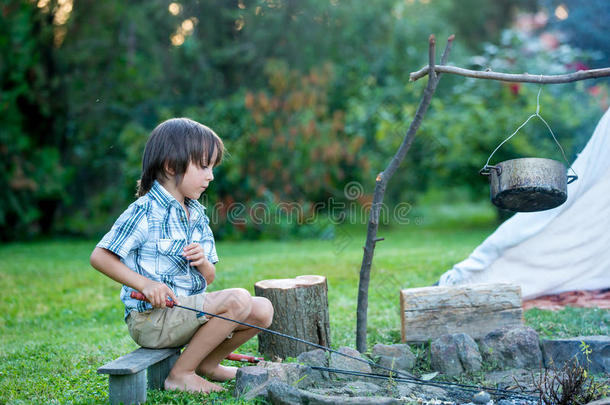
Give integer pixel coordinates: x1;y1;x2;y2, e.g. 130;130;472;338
258;361;315;388
396;382;447;401
329;346;372;381
298;348;330;381
268;380;401;405
479;327;543;370
396;382;416;398
473;391;491;404
309;381;384;397
234;366;269;397
430;334;464;376
267;380;303;405
241;380;273;402
430;333;482;375
372;343;410;358
455;333;483;372
299;390;401;405
484;369;537;391
298;348;328;367
341;381;383;396
372;344;416;374
541;335;610;374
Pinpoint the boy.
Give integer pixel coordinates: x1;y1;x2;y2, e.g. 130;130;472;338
90;118;273;393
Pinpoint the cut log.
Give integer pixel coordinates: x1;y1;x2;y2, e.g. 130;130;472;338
400;283;523;343
254;275;331;359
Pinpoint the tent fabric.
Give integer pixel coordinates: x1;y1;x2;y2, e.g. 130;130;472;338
439;107;610;300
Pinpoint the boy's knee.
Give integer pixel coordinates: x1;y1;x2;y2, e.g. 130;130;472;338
259;297;274;328
250;297;273;328
223;288;252;318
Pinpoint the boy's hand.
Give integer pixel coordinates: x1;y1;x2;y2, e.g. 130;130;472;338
141;281;178;308
183;242;208;267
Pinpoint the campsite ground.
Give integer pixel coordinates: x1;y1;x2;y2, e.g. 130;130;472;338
1;203;608;404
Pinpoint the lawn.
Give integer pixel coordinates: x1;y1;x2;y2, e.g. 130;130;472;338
1;210;608;404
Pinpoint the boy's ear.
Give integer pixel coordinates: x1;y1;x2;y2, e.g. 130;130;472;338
164;162;175;176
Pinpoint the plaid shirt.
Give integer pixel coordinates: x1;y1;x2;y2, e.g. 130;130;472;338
97;180;218;318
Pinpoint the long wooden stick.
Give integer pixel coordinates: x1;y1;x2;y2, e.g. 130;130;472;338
355;34;454;353
410;65;610;83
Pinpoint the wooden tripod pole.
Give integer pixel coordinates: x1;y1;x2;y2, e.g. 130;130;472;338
355;34;454;352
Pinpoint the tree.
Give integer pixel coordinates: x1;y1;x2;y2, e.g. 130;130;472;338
0;0;70;239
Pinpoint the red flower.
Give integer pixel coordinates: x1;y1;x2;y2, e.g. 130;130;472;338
509;83;521;96
566;61;590;71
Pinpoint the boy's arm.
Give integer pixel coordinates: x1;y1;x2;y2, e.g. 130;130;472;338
183;243;216;285
90;247;178;307
196;258;216;285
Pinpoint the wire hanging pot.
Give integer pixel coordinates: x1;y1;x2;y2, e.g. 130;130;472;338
479;96;578;212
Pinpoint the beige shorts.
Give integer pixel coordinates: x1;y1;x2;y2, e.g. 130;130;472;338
126;293;209;349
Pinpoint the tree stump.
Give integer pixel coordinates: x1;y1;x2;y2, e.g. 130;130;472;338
254;275;331;360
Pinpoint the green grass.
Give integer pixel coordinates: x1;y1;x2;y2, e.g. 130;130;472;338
525;307;610;339
0;216;607;404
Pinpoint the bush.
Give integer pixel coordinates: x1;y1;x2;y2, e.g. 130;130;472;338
190;61;368;239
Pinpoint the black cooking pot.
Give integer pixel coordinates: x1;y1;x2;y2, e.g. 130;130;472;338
480;157;577;212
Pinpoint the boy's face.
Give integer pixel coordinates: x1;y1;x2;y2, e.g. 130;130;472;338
176;151;216;201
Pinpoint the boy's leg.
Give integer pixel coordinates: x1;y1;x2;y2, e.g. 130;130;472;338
165;288;253;393
196;296;274;381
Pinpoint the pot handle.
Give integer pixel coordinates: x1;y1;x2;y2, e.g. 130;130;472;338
479;165;502;176
567;174;578;184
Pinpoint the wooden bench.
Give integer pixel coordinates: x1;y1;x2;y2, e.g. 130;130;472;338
97;347;182;405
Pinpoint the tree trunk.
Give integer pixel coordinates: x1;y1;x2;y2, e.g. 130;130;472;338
254;275;330;360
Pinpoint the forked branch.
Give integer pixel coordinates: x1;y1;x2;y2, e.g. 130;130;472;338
410;65;610;83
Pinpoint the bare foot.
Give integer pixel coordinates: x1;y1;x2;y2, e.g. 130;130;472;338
164;372;225;393
200;365;238;382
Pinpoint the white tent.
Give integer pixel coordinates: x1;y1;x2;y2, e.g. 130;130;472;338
439;107;610;299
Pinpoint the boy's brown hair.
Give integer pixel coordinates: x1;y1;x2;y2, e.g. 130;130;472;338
137;118;224;197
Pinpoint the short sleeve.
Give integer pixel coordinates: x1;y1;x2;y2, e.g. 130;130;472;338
200;215;219;264
97;203;148;259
